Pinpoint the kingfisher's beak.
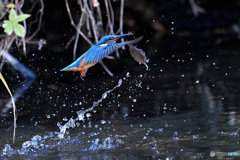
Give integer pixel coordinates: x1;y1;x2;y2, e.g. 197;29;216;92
114;32;134;41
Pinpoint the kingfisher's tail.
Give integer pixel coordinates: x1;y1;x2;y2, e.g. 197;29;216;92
60;56;84;71
60;63;75;71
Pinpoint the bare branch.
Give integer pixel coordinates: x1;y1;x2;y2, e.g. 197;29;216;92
84;0;99;42
65;35;76;50
99;61;114;77
26;0;44;42
65;0;93;46
104;0;114;35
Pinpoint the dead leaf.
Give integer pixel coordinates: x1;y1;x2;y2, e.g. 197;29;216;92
128;45;148;70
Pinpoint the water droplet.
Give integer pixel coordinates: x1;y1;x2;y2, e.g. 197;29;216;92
102;93;107;99
101;120;106;124
86;113;91;117
155;128;163;132
118;79;122;86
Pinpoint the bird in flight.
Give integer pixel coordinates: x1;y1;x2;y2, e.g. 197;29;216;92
61;32;143;77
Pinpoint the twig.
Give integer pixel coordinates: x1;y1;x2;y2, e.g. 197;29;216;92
104;0;120;57
65;34;76;50
117;0;125;50
73;7;88;60
29;0;40;12
104;0;114;35
189;0;205;17
108;0;115;28
116;0;124;35
0;35;16;70
96;5;103;35
65;0;93;46
73;31;80;60
26;0;44;42
84;0;99;42
99;61;114;77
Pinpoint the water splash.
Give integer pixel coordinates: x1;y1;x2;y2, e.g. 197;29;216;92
88;137;117;151
57;79;123;139
2;144;13;156
1;78;125;157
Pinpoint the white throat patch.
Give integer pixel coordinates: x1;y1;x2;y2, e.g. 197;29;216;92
99;43;108;47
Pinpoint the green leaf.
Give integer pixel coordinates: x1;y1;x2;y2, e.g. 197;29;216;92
15;14;30;22
9;8;16;21
2;9;30;37
13;23;25;37
2;20;11;28
2;20;13;35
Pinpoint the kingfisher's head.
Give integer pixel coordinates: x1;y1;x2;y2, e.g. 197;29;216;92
97;32;134;46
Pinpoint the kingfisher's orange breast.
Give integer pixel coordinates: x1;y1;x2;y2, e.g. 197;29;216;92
105;40;114;44
79;57;97;70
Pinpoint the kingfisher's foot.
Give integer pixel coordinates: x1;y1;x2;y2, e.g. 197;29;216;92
80;67;84;76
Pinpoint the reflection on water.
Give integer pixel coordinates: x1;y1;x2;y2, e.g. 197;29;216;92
1;51;36;116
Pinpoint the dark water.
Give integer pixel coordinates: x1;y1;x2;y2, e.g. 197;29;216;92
1;0;240;159
1;109;240;159
1;53;240;159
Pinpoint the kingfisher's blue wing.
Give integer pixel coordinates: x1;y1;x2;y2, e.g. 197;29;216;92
86;43;118;64
85;36;143;64
85;45;101;64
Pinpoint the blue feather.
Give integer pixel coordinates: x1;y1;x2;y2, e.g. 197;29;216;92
86;38;142;64
60;54;85;71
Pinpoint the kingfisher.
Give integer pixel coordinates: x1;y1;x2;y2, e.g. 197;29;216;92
60;33;143;77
